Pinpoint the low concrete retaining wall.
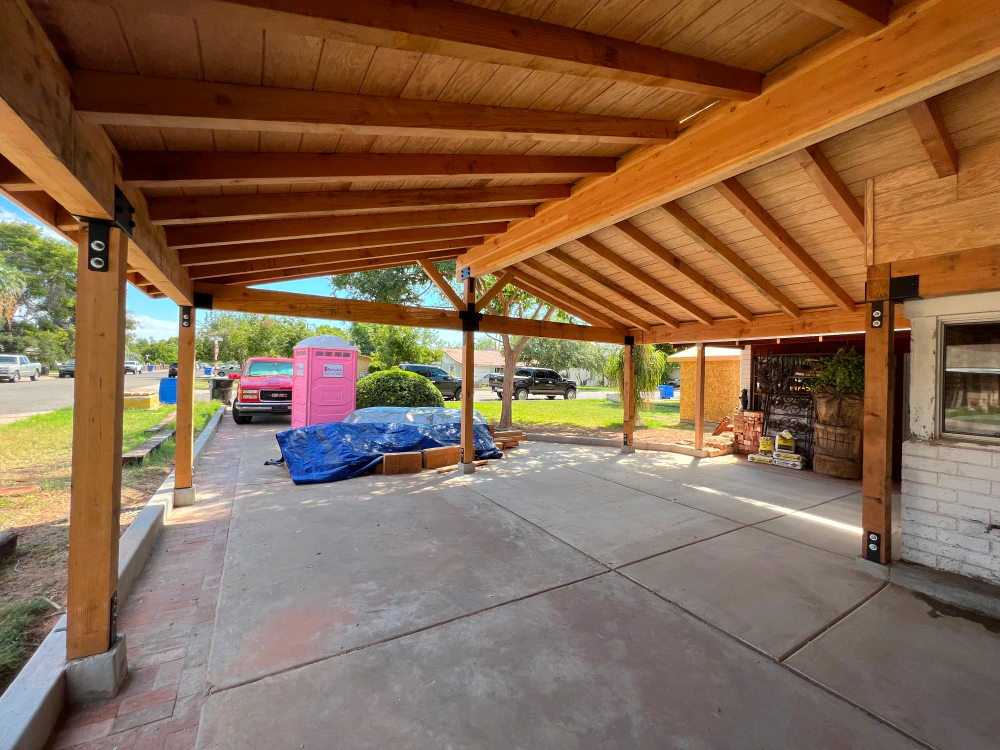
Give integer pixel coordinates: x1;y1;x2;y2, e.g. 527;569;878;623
524;433;731;459
0;404;227;750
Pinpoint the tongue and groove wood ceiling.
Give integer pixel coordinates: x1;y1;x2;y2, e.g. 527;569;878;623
23;0;993;331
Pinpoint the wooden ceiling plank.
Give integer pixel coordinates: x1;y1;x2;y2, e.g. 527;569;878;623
475;271;513;313
576;236;713;324
83;0;763;101
419;258;464;310
74;71;677;146
793;146;866;243
186;239;471;280
122;151;618;188
457;0;1000;278
508;269;626;330
166;205;528;248
521;257;652;331
715;178;857;312
660;202;801;318
783;0;889;36
906;98;960;178
210;251;460;286
148;185;571;225
614;220;754;322
179;224;498;266
547;248;680;328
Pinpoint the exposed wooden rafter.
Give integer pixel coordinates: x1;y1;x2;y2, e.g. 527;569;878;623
475;272;513;313
147;185;570;226
508;270;626;330
659;203;800;318
178;224;501;266
783;0;889;35
419;260;464;311
576;236;713;324
75;72;677;146
122;152;618;189
457;0;1000;278
614;220;753;322
906;98;960;178
792;146;866;243
714;179;857;312
209;251;460;287
520;258;652;331
166;206;529;249
84;0;763;101
546;249;679;329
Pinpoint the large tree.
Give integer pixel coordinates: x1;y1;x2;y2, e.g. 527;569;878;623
197;312;315;366
348;322;443;368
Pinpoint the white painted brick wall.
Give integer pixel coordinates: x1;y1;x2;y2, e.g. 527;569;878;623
901;440;1000;585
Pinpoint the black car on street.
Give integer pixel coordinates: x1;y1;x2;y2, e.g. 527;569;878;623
399;363;462;401
489;367;577;400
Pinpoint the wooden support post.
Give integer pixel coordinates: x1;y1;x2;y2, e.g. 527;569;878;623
66;225;128;660
862;264;894;564
174;306;196;504
459;277;477;473
694;343;706;451
622;340;635;454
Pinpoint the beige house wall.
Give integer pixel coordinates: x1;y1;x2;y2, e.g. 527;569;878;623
679;360;741;423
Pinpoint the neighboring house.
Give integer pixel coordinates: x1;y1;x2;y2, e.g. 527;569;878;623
439;348;524;383
357;353;371;377
564;367;609;387
668;346;742;423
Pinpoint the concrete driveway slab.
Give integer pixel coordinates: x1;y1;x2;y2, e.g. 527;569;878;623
207;472;603;689
622;527;885;658
787;584;1000;750
234;421;293;486
469;465;645;516
197;574;920;750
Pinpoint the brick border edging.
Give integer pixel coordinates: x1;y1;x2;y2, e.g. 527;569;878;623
523;432;729;459
0;404;227;750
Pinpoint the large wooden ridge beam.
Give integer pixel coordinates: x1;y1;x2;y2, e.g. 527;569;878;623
123;152;617;188
148;185;570;226
196;284;626;344
166;206;530;249
75;72;677;146
457;0;1000;278
86;0;763;101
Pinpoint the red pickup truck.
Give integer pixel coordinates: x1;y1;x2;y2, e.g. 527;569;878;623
232;357;294;424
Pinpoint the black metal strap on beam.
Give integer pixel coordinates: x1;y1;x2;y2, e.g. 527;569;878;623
181;306;193;328
624;335;635;346
193;291;214;310
460;275;482;332
76;187;136;273
888;274;920;301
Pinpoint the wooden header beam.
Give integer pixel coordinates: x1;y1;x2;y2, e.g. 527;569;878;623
148;185;570;226
75;71;676;146
457;0;1000;277
122;152;617;188
195;283;626;344
85;0;762;101
166;206;529;249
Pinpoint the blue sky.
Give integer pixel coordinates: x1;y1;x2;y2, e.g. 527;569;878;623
2;195;465;346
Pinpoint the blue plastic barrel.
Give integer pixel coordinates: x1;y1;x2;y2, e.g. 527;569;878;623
658;385;669;399
147;364;154;372
204;367;212;375
158;377;178;404
664;385;674;399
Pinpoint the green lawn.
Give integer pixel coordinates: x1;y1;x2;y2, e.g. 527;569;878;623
448;398;684;430
0;400;221;691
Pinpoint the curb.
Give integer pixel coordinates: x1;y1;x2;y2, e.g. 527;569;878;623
523;432;731;459
0;404;227;750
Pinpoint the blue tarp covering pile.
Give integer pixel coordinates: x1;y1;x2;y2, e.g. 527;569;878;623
275;420;501;484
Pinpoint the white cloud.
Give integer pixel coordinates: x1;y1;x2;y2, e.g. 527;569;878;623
131;314;178;340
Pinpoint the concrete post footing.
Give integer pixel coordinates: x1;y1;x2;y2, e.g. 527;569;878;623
65;633;128;705
621;445;636;455
174;485;197;507
458;462;476;475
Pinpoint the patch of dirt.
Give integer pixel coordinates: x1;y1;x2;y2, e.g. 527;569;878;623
513;422;734;449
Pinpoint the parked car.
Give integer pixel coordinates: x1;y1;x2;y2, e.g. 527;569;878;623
214;363;242;379
58;358;75;378
124;360;143;374
168;362;179;377
488;367;577;400
398;363;462;401
0;354;41;382
232;357;294;425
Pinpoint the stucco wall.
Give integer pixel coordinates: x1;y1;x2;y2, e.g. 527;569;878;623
679;360;740;423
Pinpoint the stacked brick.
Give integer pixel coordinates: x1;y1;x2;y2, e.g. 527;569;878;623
733;410;764;455
901;440;1000;585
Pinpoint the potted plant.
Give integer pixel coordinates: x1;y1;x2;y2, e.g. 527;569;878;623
810;347;865;479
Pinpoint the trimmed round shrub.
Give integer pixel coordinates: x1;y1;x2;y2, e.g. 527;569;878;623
355;368;444;409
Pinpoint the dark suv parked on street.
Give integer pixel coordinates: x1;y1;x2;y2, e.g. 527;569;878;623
489;367;577;400
399;363;462;401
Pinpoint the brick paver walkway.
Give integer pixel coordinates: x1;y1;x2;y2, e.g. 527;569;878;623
47;418;243;750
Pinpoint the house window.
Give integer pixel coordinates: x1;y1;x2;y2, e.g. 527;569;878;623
941;322;1000;438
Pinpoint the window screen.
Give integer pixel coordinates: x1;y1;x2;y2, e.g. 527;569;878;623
942;322;1000;438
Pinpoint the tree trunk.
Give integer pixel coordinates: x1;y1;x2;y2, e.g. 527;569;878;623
499;334;517;430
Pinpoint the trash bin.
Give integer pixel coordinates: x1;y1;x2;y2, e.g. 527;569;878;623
147;364;154;372
210;377;234;404
158;377;178;405
204;366;213;375
658;385;674;399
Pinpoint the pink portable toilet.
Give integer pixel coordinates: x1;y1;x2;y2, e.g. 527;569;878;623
292;335;359;428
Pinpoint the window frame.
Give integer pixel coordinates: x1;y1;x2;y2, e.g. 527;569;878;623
938;317;1000;441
